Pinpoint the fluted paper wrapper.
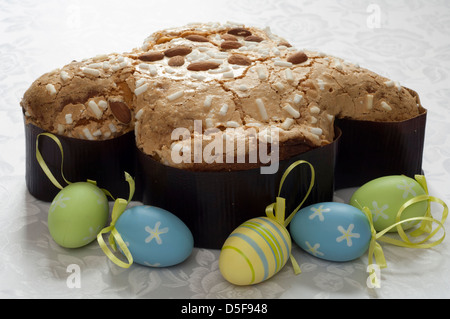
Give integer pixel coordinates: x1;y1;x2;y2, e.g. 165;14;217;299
138;130;341;249
25;122;139;202
25;97;426;249
335;107;427;188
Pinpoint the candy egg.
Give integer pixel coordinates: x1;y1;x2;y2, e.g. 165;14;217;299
290;202;372;262
114;205;193;267
350;175;428;232
219;217;291;286
48;182;109;248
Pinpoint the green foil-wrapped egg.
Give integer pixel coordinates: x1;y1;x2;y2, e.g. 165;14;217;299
48;182;109;248
350;175;428;232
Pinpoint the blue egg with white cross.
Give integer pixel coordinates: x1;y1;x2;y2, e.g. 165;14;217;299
290;202;372;262
114;205;194;267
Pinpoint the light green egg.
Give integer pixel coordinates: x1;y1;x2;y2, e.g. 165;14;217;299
350;175;428;232
48;182;109;248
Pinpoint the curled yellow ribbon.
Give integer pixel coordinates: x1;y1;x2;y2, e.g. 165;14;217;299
265;160;316;275
36;133;71;190
265;160;315;228
36;133;136;268
36;133;114;199
378;195;447;248
362;207;387;271
361;178;447;287
97;172;135;268
406;175;432;236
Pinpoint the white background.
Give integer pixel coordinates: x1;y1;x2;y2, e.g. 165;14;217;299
1;0;449;298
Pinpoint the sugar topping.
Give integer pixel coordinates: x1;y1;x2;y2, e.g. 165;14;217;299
282;104;300;118
167;90;184;101
88;100;103;119
285;69;294;83
274;61;293;68
60;71;70;82
381;101;392;111
317;79;325;91
108;123;117;133
385;80;395;88
135;108;144;120
238;85;248;92
334;59;343;71
310;106;321;114
219;103;229;116
46;84;57;96
223;70;235;78
65;114;73;124
204;95;214;108
98;100;108;110
22;21;421;163
135;83;149;96
83;128;94;140
274;82;285;91
82;68;101;77
310;127;323;136
256;98;269;121
226;121;240;128
256;66;268;80
293;94;303;105
366;94;374;110
93;129;102;137
327;114;334;122
56;124;65;135
281;118;294;130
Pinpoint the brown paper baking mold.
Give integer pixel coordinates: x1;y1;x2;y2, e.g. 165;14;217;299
137;129;340;248
335;107;427;189
25;101;427;248
25;122;140;202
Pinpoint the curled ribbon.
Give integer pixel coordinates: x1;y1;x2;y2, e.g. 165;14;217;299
97;172;135;268
36;132;114;199
265;160;316;275
36;133;136;268
360;175;448;288
407;175;432;236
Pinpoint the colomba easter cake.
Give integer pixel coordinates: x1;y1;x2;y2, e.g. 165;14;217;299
20;22;423;172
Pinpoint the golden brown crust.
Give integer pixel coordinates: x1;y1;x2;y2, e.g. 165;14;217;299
21;56;136;140
21;22;422;171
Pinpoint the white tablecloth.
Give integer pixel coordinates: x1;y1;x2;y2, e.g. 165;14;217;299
1;0;450;299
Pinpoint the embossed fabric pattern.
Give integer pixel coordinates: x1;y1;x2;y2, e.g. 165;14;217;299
1;0;449;298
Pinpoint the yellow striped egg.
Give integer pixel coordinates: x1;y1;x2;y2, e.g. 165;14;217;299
219;217;291;286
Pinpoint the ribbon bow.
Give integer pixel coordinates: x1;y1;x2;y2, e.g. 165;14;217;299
359;175;448;288
265;160;316;275
97;173;135;268
36;133;136;268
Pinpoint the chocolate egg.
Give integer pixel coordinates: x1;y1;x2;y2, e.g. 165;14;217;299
48;182;109;248
219;217;291;286
290;202;372;262
350;175;428;232
114;206;194;267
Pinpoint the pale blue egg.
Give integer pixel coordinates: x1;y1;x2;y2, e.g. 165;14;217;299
115;205;194;267
290;202;372;262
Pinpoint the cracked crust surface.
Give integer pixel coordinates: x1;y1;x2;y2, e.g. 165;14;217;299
21;22;422;171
